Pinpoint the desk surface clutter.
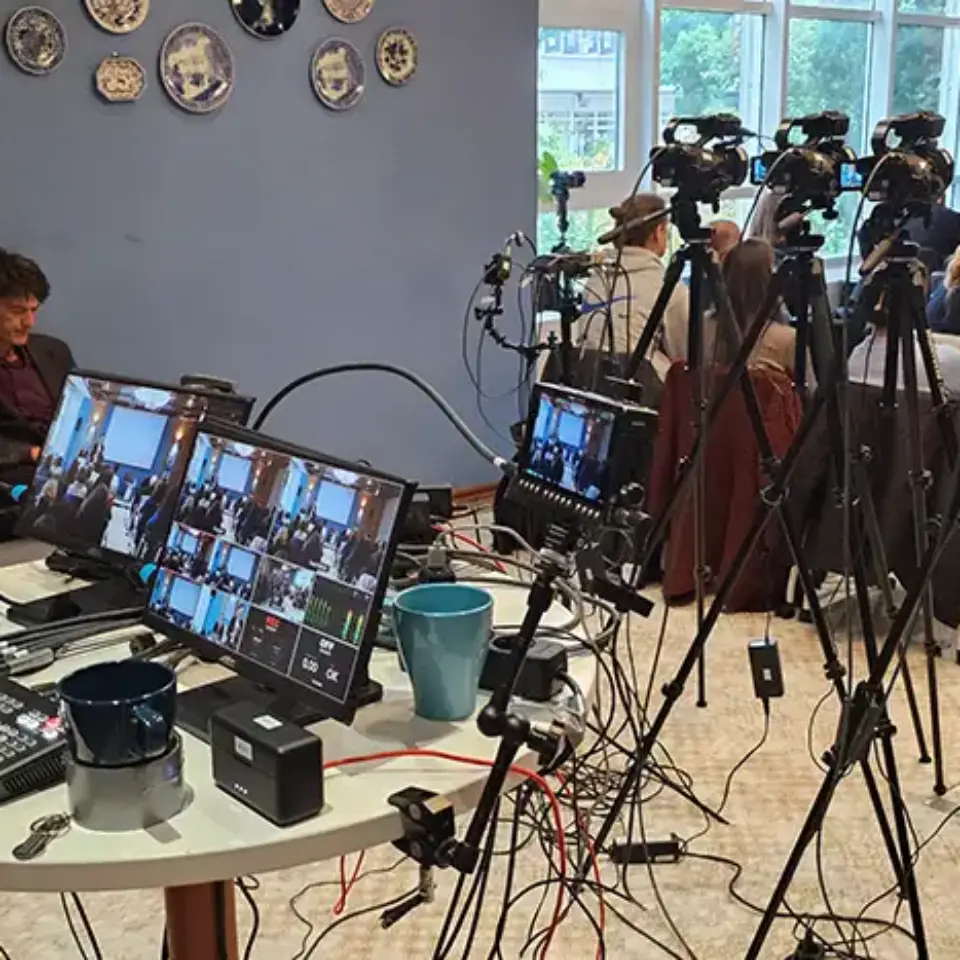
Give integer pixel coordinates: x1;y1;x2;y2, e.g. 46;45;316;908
0;554;596;893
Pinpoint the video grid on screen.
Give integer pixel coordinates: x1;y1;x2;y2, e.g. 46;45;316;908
148;432;405;705
524;388;616;502
20;375;207;563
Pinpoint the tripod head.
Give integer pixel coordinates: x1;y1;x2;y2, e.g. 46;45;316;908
669;197;712;244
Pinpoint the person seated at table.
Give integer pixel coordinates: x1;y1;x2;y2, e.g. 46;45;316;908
849;262;960;392
0;249;74;492
927;245;960;335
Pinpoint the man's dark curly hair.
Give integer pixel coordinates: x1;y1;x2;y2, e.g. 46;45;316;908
0;249;50;303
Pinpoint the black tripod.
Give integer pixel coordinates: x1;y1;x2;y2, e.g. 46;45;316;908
779;221;931;769
853;227;956;798
743;229;960;953
620;198;744;708
579;217;929;955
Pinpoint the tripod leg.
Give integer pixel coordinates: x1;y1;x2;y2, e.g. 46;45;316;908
744;766;843;960
732;255;916;895
900;278;948;796
689;249;708;708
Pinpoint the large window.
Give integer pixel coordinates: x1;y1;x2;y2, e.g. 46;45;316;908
539;0;960;263
538;28;624;173
660;11;764;132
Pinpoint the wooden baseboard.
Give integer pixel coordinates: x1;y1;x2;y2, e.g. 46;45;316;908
452;481;499;505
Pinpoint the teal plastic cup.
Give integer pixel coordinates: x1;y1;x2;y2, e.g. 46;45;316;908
393;584;493;721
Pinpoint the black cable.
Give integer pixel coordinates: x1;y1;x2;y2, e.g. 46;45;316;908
432;795;500;959
681;702;772;850
60;892;102;960
288;857;407;960
299;886;419;960
488;784;533;960
0;944;12;960
251;363;506;468
236;878;260;960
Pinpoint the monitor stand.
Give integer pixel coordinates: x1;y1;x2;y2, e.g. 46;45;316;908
6;551;148;627
176;672;384;744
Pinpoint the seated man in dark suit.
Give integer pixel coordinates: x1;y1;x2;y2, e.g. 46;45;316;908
0;249;74;517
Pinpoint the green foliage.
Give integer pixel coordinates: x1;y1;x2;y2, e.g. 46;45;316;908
660;11;740;116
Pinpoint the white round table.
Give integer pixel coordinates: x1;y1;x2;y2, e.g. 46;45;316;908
0;576;597;960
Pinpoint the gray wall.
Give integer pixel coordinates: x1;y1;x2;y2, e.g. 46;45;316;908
1;0;537;487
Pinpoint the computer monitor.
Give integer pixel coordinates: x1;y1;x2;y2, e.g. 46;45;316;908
16;371;255;568
144;419;415;728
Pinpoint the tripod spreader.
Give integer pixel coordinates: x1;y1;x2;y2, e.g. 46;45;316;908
388;523;580;878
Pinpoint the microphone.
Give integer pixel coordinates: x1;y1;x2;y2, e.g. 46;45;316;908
597;207;670;247
860;235;895;276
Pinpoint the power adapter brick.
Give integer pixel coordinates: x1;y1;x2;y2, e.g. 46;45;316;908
748;638;784;701
480;637;568;702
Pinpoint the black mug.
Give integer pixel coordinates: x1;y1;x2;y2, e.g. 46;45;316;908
58;660;177;768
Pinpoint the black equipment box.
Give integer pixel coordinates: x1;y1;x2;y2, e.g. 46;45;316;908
210;701;324;827
0;676;66;805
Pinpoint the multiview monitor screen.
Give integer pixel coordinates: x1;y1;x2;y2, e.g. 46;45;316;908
16;371;254;567
144;421;414;721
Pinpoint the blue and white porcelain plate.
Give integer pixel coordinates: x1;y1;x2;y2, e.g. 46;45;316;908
376;27;417;87
160;22;234;115
231;0;300;40
5;6;66;76
310;37;364;112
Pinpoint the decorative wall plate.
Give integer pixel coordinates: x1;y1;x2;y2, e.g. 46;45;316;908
160;23;234;115
5;6;65;76
322;0;374;25
95;54;145;102
310;37;364;111
376;27;417;86
231;0;299;40
84;0;149;35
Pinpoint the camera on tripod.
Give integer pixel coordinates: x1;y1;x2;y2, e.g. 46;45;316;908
750;111;860;218
549;169;586;200
651;113;749;206
856;111;955;207
508;381;657;527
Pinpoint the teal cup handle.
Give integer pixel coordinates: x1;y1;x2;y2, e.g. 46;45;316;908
393;584;493;722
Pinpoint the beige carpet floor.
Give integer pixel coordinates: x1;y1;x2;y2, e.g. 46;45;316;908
2;603;960;959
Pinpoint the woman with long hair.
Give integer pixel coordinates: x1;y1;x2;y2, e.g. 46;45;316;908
927;244;960;334
706;238;802;380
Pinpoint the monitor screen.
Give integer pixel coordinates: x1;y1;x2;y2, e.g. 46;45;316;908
16;372;254;566
523;386;617;503
146;425;412;717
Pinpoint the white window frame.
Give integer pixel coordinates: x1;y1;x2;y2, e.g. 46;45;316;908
540;0;960;270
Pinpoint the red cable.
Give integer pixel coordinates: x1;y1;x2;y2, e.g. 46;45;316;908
431;526;507;573
323;748;565;957
332;850;366;915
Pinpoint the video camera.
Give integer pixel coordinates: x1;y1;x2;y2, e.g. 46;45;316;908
750;112;860;216
651;114;749;206
856;111;954;208
509;382;657;528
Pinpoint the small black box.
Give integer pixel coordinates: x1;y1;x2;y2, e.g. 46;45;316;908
210;701;324;826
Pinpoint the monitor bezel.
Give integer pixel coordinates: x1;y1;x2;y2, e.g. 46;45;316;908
142;416;416;725
517;380;630;512
15;369;256;567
